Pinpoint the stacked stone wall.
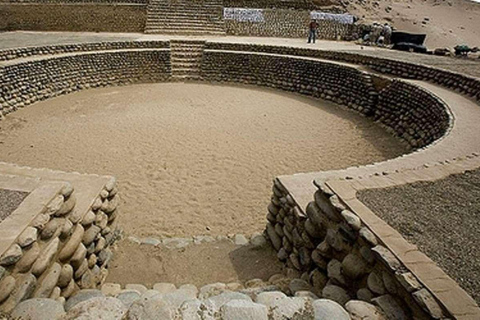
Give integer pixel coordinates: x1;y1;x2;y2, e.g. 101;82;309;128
0;179;120;313
201;49;450;149
201;50;377;116
204;42;480;102
0;4;146;32
0;0;146;3
265;179;449;319
376;80;450;149
225;9;355;39
0;50;171;117
222;0;340;10
0;41;169;62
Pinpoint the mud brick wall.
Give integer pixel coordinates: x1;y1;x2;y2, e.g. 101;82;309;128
0;179;119;312
0;41;170;62
225;9;356;39
0;50;171;116
0;4;146;32
265;179;449;319
201;50;378;116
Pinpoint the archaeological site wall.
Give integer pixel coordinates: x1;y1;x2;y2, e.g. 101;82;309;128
0;48;171;117
224;9;355;39
266;178;450;319
0;3;146;32
201;49;451;149
0;164;119;313
1;40;479;316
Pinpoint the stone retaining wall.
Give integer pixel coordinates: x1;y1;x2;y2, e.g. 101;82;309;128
0;3;146;32
204;42;480;102
225;9;356;39
201;50;450;149
0;177;119;313
222;0;339;9
0;41;169;62
265;179;448;319
0;50;171;117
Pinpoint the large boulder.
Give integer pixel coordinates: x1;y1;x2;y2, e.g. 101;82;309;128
12;298;65;320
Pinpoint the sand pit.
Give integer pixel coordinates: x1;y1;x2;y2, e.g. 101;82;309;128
0;82;406;238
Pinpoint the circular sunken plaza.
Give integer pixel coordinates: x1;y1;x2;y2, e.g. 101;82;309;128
0;4;479;319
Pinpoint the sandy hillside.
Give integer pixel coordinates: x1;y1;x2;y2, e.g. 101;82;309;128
345;0;480;48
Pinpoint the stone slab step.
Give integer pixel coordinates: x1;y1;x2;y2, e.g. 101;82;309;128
145;29;225;35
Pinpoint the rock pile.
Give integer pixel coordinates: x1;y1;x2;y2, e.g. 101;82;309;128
10;277;390;319
264;179;448;319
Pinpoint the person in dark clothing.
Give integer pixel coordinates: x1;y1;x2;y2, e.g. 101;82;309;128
308;19;319;44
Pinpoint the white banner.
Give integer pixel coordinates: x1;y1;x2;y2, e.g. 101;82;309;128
224;8;265;23
310;11;354;24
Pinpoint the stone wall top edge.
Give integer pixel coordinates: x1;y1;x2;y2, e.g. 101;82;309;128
205;41;480;83
0;181;64;256
324;170;480;319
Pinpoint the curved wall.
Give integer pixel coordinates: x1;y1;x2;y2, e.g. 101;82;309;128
0;49;171;117
0;41;452;151
205;42;480;102
201;49;450;150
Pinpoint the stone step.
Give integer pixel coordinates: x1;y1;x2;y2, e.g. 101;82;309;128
171;74;204;81
172;68;201;75
146;17;223;23
147;8;222;13
146;20;224;26
145;29;226;35
146;24;224;30
147;5;222;11
171;58;202;64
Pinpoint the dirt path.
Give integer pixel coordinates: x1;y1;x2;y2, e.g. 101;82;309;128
0;82;405;238
107;239;284;287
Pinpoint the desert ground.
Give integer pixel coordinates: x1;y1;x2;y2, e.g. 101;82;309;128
0;82;406;238
347;0;480;48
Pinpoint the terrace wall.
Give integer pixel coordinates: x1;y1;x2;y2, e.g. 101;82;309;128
225;9;356;39
0;49;171;117
201;49;450;149
265;179;449;319
0;3;146;32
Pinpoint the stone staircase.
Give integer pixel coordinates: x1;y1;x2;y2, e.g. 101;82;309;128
145;0;226;35
170;40;205;80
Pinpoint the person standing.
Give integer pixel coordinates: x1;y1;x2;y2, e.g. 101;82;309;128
308;19;319;44
383;23;392;45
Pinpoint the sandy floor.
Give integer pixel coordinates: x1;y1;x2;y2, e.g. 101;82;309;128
107;239;284;287
0;82;406;237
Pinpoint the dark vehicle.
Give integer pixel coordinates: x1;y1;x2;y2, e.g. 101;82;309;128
391;31;427;53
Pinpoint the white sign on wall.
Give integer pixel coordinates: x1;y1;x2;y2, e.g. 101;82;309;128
224;8;265;23
310;11;354;24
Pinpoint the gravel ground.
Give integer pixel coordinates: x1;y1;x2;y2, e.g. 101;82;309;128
0;189;29;222
358;169;480;305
